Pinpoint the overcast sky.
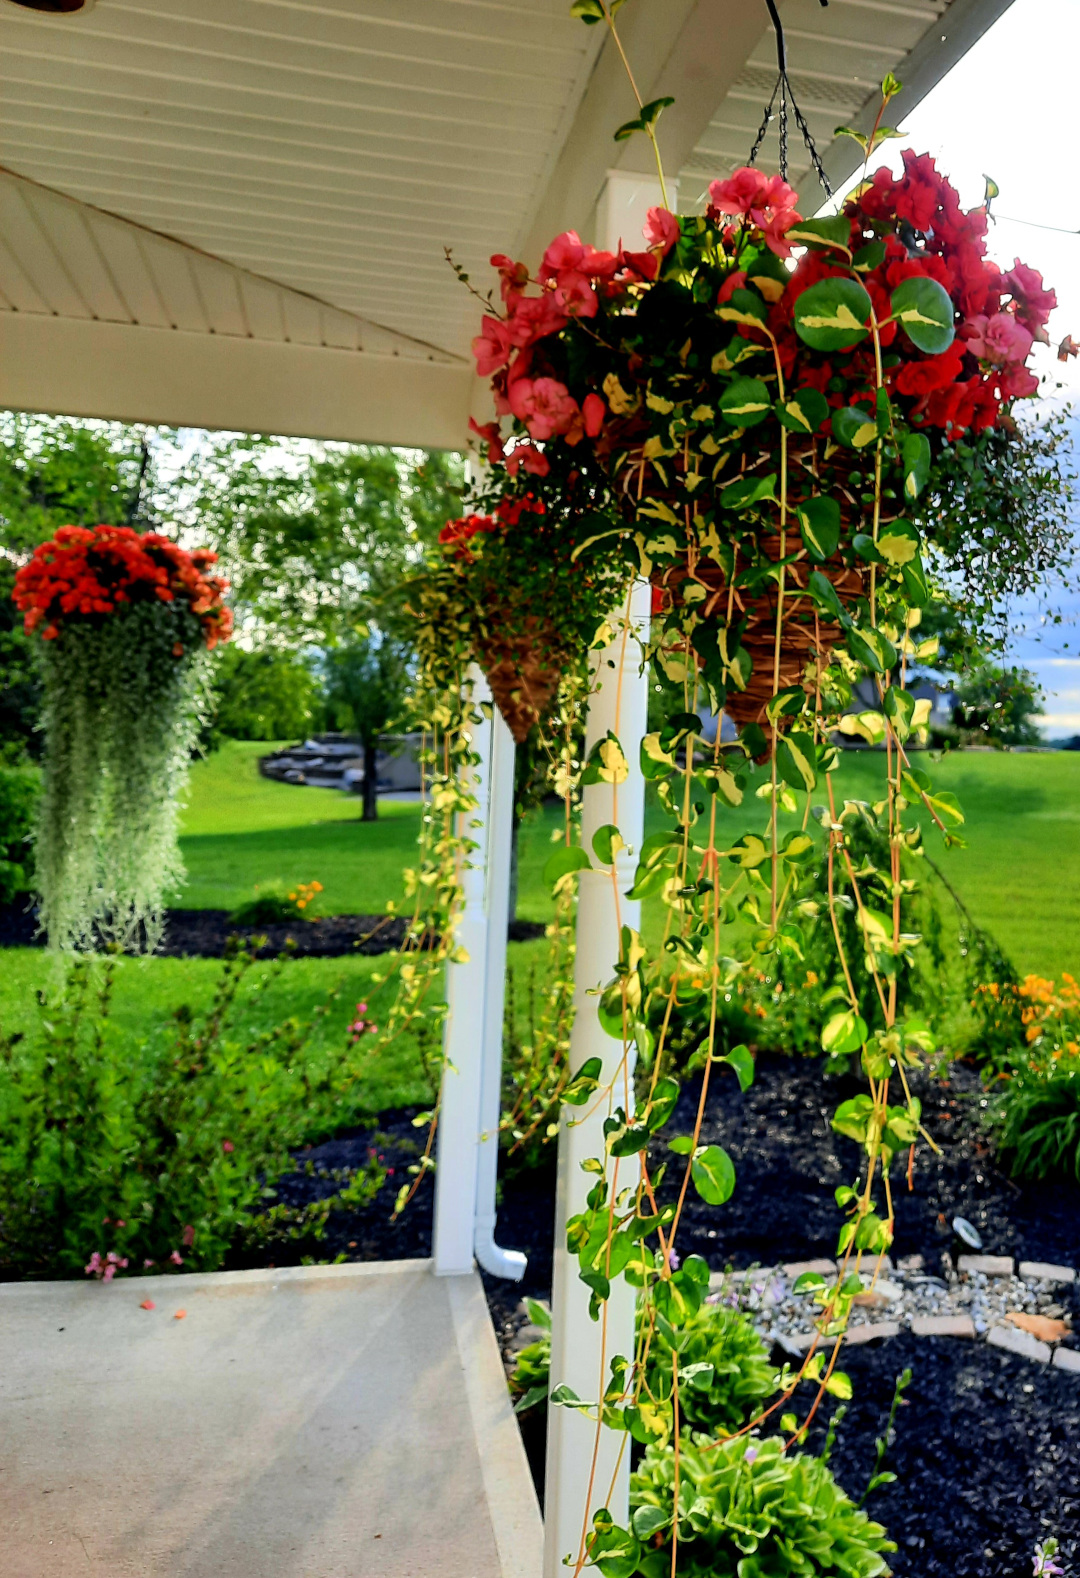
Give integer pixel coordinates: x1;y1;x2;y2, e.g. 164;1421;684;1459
840;0;1080;736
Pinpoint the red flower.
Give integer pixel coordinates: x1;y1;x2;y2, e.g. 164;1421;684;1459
708;168;801;257
582;392;606;438
468;417;505;464
507;376;580;442
490;253;530;307
891;340;965;397
503;443;550;478
643;206;679;255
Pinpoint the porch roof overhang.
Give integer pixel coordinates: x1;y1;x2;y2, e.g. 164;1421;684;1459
0;0;1015;448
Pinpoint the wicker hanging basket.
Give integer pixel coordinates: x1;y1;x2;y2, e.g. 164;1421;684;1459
614;436;868;732
480;617;563;744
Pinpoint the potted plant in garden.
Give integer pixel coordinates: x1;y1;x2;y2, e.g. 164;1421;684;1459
13;523;231;951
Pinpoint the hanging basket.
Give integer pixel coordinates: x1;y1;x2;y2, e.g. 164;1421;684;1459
479;616;563;744
614;436;868;731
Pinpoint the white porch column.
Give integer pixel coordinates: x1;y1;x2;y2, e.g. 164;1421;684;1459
543;578;652;1575
433;665;494;1277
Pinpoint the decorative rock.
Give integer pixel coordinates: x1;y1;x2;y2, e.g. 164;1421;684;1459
987;1323;1051;1363
783;1258;836;1279
897;1254;924;1272
911;1314;976;1338
836;1256;893;1276
957;1255;1015;1277
1019;1261;1076;1285
852;1280;904;1309
789;1329;836;1352
1052;1346;1080;1374
845;1321;901;1345
1005;1311;1070;1343
952;1216;983;1250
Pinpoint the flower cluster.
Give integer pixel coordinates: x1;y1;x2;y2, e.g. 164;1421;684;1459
84;1249;128;1281
347;1001;378;1042
467;155;1050;471
288;880;323;912
437;494;547;559
13;524;233;647
975;975;1080;1076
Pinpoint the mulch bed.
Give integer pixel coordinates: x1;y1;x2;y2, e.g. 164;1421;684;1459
0;902;544;958
246;1051;1080;1576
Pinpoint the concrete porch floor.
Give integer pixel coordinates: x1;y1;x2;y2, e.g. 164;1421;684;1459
0;1259;542;1578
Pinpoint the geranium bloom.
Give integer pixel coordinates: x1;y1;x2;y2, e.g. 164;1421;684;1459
550;270;599;319
503;443;550;478
489;252;529;306
643;206;679;255
472;314;515;376
507;293;568;346
708;168;801;256
468;417;505;464
507;376;581;441
539;231;618;283
439;513;500;547
962;311;1034;365
1001;259;1056;340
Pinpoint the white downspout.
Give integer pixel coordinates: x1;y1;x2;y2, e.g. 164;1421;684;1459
473;702;527;1281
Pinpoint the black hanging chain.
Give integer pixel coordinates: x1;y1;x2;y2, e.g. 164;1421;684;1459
746;0;834;199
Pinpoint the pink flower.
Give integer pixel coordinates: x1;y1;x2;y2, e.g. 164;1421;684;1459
504;443;551;478
708;167;801;257
222;1139;235;1153
507;294;567;347
468;418;505;465
85;1251;103;1277
1001;259;1056;332
582;392;606;438
539;232;618;283
490;252;529;306
643;206;679;255
963;311;1033;365
716;269;748;305
144;1258;156;1269
357;1002;368;1015
998;363;1039;399
472;315;515;377
550;271;599;319
170;1250;184;1266
181;1224;195;1247
507;376;580;441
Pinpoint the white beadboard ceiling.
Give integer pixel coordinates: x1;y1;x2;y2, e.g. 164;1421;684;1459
0;0;1015;438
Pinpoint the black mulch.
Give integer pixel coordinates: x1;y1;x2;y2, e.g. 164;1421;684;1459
0;901;544;958
244;1050;1080;1575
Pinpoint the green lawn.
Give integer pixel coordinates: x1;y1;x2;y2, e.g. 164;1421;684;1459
173;740;421;915
515;749;1080;981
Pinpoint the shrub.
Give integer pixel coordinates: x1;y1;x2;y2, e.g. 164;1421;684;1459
210;643;320;743
642;1299;778;1437
0;946;375;1277
591;1434;894;1578
228;880;323;926
0;763;39;904
510;1299;778;1441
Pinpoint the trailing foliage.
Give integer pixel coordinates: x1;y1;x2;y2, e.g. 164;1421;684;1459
0;948;381;1278
595;1434;895;1578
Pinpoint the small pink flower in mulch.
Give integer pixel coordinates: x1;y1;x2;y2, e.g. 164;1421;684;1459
181;1225;195;1247
140;1300;156;1311
222;1140;235;1153
170;1250;184;1266
174;1310;187;1320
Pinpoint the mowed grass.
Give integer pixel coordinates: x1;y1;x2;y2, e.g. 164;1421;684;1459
173;740;421;915
515;749;1080;981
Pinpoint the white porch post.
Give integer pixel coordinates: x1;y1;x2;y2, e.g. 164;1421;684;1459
432;664;494;1277
541;169;669;1575
543;578;652;1574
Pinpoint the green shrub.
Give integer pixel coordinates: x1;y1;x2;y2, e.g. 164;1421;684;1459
590;1434;894;1578
642;1299;778;1437
0;763;39;904
209;643;320;744
510;1299;778;1441
228;879;323;926
995;1067;1080;1182
0;947;375;1277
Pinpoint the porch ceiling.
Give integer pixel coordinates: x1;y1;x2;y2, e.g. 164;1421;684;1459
0;0;1015;445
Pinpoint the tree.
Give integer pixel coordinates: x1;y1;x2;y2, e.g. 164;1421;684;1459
951;662;1045;747
209;645;320;744
321;635;411;821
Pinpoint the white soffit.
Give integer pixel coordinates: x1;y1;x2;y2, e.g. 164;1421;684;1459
0;0;605;360
675;0;1017;210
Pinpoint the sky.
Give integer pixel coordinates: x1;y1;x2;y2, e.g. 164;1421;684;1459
833;0;1080;736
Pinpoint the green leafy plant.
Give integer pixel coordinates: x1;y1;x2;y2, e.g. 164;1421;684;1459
590;1433;894;1577
996;1067;1080;1182
509;1297;555;1414
228;880;323;927
0;946;376;1277
0;762;39;904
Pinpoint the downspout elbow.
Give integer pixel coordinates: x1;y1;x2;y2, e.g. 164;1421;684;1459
474;1212;527;1281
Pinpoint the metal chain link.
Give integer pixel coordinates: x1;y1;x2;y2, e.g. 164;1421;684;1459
746;0;834;199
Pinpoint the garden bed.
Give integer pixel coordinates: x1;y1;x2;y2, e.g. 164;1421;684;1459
252;1052;1080;1576
0;903;544;958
